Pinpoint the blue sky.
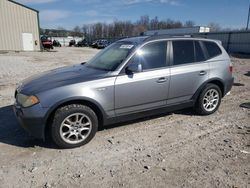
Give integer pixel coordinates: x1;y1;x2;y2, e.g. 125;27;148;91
16;0;249;30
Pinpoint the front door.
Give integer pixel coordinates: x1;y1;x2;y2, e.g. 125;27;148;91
22;33;34;51
115;40;170;115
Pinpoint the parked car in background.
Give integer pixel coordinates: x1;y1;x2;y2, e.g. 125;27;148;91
14;36;234;148
90;39;110;49
69;40;76;47
41;36;53;50
75;39;88;47
53;40;62;47
90;40;98;48
96;40;110;49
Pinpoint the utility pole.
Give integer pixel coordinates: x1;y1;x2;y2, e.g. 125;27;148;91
247;5;250;30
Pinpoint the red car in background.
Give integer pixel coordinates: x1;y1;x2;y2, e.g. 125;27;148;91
41;36;53;50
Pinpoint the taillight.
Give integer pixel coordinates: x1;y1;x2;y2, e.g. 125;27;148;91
229;62;233;73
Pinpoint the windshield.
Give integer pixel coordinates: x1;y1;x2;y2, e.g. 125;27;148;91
86;41;136;71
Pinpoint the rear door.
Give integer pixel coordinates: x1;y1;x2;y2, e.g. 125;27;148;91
115;41;170;115
168;40;209;104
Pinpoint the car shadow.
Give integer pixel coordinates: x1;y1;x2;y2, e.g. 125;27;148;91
0;105;56;149
0;105;194;149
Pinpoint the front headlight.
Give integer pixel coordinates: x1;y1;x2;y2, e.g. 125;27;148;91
16;94;39;107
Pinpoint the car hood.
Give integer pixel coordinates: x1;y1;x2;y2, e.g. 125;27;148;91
18;64;109;94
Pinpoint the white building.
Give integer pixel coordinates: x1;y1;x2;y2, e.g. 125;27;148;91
0;0;41;51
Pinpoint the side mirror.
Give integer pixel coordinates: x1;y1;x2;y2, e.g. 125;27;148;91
126;63;142;74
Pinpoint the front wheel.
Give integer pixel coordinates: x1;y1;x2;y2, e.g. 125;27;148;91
196;84;222;115
51;104;98;148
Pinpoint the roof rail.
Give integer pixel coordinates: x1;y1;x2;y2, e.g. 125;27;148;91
144;34;194;42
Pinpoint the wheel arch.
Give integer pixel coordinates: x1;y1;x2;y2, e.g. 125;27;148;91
192;78;225;102
207;79;225;96
44;97;106;139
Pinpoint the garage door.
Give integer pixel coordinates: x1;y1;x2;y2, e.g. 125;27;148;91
22;33;34;51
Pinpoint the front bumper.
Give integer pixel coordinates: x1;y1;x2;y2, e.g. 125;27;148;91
13;103;48;140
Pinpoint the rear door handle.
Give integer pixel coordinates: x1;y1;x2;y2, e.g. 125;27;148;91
157;77;167;83
199;71;207;76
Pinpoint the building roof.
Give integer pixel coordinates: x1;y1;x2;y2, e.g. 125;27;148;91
8;0;39;13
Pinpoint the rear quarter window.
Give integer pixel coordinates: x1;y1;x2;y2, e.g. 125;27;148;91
203;41;222;59
194;41;206;62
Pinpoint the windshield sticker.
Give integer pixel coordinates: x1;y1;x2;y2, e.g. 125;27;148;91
120;45;134;49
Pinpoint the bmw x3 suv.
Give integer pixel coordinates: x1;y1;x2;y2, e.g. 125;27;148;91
13;36;234;148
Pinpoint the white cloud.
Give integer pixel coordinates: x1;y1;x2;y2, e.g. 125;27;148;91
85;10;99;17
79;10;115;18
40;10;71;22
124;0;141;5
84;19;114;24
72;0;181;6
15;0;58;4
72;0;101;4
123;0;181;5
160;0;181;5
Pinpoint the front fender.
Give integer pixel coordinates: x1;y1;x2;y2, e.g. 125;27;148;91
44;96;107;125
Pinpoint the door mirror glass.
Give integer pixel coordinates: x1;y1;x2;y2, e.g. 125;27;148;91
126;63;142;74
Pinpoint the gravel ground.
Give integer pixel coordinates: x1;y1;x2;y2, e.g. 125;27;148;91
0;47;249;188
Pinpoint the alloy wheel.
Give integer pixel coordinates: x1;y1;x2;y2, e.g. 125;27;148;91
202;89;219;112
60;113;92;144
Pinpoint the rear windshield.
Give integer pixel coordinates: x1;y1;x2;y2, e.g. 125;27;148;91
203;41;222;59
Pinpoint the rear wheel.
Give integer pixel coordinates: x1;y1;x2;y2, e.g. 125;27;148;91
51;104;98;148
196;84;222;115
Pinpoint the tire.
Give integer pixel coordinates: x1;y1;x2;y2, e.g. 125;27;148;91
195;83;222;115
51;104;98;149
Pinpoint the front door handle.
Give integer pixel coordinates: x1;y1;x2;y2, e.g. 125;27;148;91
157;77;167;83
199;71;207;76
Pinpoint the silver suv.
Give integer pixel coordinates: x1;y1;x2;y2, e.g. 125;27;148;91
13;36;234;148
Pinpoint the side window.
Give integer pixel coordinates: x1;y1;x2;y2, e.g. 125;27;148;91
203;41;222;59
130;41;167;70
195;41;206;62
172;40;195;65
